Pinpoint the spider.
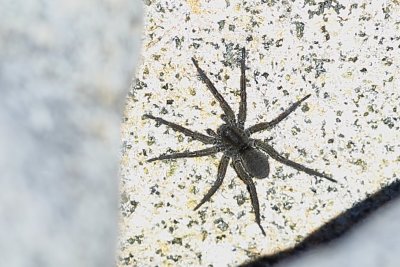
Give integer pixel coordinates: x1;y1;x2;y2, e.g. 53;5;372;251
143;48;337;235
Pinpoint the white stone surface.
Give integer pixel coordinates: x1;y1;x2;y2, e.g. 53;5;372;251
120;0;399;266
0;1;142;267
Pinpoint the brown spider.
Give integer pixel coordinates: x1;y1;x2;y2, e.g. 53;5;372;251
144;48;336;235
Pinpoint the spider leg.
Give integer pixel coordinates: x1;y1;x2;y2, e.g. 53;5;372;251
191;58;236;123
143;114;215;144
147;146;219;162
246;94;311;134
232;159;266;236
206;128;218;137
253;139;337;183
193;155;230;211
238;47;247;129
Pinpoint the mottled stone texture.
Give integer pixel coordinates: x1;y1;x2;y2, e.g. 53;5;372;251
0;1;141;267
120;0;399;266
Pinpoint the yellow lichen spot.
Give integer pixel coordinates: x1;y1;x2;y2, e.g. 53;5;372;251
380;158;389;167
318;74;327;82
163;262;174;267
285;74;291;81
144;167;149;175
234;3;241;11
187;0;201;14
143;66;149;75
159;241;170;254
353;158;368;171
377;133;383;143
342;71;353;79
187;199;198;209
189;185;197;194
189;87;196;96
167;162;178;177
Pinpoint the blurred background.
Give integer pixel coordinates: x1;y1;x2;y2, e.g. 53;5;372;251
0;1;142;266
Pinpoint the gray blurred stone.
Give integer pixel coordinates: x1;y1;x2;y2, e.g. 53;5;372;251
278;197;400;267
0;1;142;266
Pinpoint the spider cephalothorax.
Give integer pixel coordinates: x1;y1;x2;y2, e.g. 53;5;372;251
144;48;336;235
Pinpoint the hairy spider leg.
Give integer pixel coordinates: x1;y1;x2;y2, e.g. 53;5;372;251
253;139;337;183
246;94;311;134
194;155;230;211
147;146;219;162
143;114;215;144
232;159;266;236
191;58;236;123
238;47;247;129
206;128;218;137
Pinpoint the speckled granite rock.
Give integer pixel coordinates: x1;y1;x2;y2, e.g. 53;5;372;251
120;0;399;266
0;1;141;267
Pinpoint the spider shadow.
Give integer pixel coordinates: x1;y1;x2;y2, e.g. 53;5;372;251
239;179;400;267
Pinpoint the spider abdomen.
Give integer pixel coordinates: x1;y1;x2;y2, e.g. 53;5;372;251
240;148;270;179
